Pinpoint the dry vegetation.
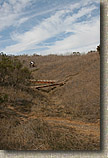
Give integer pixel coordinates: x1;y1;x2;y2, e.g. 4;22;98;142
0;51;100;150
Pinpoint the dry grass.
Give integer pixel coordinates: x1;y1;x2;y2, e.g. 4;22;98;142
0;52;100;150
0;117;100;150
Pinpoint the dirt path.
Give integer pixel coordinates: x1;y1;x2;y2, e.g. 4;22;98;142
28;115;100;135
7;104;100;137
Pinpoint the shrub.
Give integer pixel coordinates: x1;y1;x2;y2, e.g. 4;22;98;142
0;53;31;87
97;45;100;54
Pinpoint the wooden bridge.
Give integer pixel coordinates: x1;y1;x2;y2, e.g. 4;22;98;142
29;79;57;84
29;79;65;89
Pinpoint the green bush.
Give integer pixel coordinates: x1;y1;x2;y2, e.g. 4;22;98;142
0;53;31;87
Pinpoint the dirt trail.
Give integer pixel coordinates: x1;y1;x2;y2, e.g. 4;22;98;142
7;104;100;137
28;115;99;135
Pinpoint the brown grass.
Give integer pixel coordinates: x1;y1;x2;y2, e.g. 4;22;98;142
0;52;100;150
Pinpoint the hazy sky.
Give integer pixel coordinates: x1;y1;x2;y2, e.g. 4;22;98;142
0;0;100;55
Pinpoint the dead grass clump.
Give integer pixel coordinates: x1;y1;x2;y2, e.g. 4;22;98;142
47;126;100;150
0;118;50;150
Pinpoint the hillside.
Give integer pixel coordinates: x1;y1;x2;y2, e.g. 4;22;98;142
0;52;100;150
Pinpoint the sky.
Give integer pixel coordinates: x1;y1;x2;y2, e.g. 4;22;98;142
0;0;100;55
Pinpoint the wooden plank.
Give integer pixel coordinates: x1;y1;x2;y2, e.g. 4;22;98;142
29;80;57;84
30;82;64;89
